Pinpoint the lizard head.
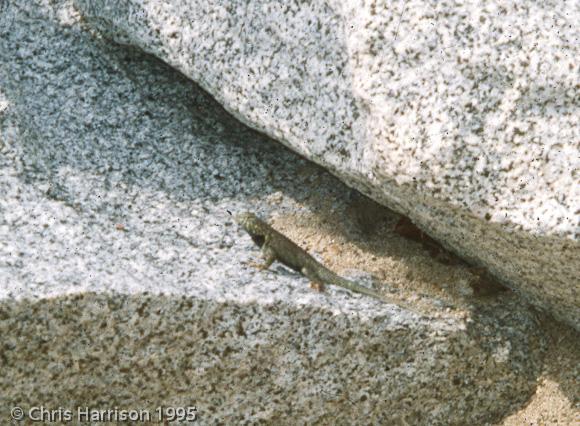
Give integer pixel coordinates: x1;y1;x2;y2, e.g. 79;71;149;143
235;211;268;247
234;211;258;228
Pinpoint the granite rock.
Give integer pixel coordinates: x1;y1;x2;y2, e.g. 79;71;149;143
72;0;580;329
0;0;554;423
1;293;546;424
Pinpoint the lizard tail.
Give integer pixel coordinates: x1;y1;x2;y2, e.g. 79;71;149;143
315;266;423;314
316;267;383;299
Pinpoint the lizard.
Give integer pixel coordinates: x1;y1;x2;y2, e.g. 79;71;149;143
235;211;391;302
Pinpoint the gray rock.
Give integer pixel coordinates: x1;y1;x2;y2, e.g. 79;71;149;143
0;293;546;425
71;0;580;329
0;0;551;423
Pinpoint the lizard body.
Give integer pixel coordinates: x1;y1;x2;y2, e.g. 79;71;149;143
235;212;386;301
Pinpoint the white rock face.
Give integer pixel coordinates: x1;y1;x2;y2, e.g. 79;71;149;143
0;0;556;421
73;0;579;328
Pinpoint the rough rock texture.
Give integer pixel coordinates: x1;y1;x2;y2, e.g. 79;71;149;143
0;294;546;425
71;0;580;329
0;1;550;424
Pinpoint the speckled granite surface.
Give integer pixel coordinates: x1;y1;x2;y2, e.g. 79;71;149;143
1;294;546;424
70;0;579;329
0;0;555;423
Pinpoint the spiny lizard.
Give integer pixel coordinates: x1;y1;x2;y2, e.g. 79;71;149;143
236;211;394;303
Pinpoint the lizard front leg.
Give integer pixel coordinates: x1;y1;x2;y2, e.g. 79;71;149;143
248;244;276;271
